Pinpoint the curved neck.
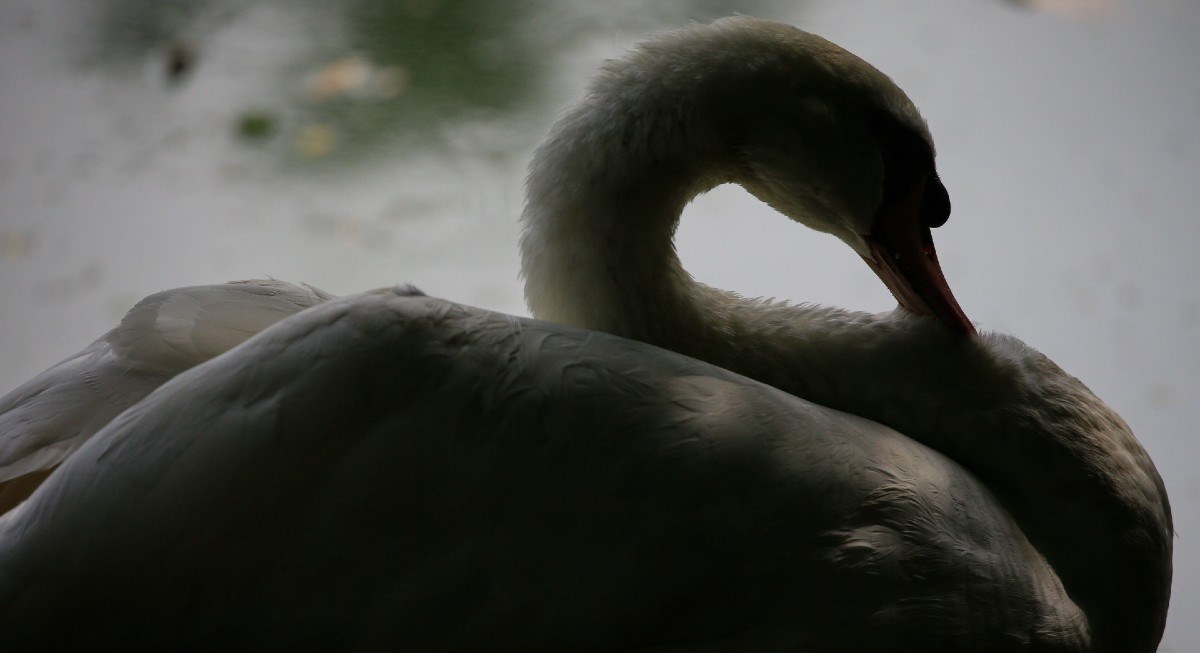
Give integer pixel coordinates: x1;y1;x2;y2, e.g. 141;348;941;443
521;83;719;343
520;77;1171;652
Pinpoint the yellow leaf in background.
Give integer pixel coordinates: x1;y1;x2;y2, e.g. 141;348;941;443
296;124;338;157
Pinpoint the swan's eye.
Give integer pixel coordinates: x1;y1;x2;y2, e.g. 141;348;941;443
872;111;948;229
922;173;951;229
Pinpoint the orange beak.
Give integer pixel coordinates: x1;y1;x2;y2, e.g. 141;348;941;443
861;175;975;336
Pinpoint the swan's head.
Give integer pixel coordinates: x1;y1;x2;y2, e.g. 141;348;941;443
617;18;974;334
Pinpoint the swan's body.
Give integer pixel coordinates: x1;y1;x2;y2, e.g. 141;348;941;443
0;17;1171;652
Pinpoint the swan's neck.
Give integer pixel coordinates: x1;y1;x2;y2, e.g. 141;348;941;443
520;75;1170;652
521;88;717;344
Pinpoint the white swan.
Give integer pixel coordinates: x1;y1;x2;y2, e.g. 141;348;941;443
0;17;1171;652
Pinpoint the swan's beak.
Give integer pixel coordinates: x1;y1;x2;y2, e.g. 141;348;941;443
862;176;976;336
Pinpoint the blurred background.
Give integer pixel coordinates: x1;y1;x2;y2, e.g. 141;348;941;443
0;0;1196;648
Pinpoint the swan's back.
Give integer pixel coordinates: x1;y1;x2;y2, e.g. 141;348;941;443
0;289;1086;651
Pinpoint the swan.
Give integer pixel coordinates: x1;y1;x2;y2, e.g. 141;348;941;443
0;16;1171;652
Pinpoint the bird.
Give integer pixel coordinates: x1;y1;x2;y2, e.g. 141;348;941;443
0;16;1171;652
